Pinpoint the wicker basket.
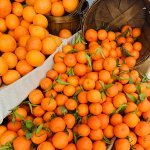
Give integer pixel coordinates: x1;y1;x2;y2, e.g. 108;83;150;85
82;0;150;66
47;1;89;35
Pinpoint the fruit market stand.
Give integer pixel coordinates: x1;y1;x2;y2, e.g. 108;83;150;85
0;0;150;150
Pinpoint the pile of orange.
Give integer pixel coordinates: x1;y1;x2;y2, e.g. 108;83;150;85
0;0;62;86
0;25;150;150
48;0;79;17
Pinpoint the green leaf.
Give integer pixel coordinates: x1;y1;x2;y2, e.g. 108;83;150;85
73;132;80;144
111;104;127;115
74;112;82;123
99;81;105;90
28;103;33;114
75;33;86;44
86;53;92;70
0;142;14;150
129;76;134;84
95;47;105;59
64;128;69;135
44;83;56;92
56;75;70;85
105;83;113;90
25;120;34;130
136;84;141;94
26;132;33;140
15;112;25;121
60;106;68;115
66;68;74;76
126;93;137;102
121;47;132;57
139;93;147;101
36;124;43;134
12;113;16;124
140;73;150;83
103;136;111;145
73;88;83;101
101;91;106;101
116;58;121;67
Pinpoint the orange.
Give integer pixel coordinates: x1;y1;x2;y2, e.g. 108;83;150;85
89;128;103;141
12;2;23;17
55;94;68;106
110;113;123;126
40;77;52;90
133;42;142;51
52;132;68;149
133;144;144;150
93;141;106;150
41;97;57;111
138;135;150;148
98;29;107;41
2;52;18;69
2;70;21;85
74;63;87;76
125;56;136;68
13;136;31;150
103;57;116;71
98;114;109;129
6;14;20;30
77;124;90;137
37;141;55;150
22;6;36;22
114;123;130;138
121;25;132;37
0;34;16;52
33;14;48;28
63;114;75;129
53;62;67;73
26;36;42;51
62;0;79;13
51;2;65;17
50;117;65;133
31;129;47;144
134;121;150;136
62;143;76;150
14;26;29;41
77;104;89;116
0;130;17;146
0;57;8;76
65;98;77;110
54;52;65;63
62;44;73;53
64;53;77;67
34;0;51;15
106;84;119;98
123;42;133;52
51;35;62;46
89;103;102;115
83;78;95;90
42;37;57;55
26;50;45;67
29;25;46;40
74;42;86;51
16;60;34;76
85;29;98;42
7;121;21;132
128;131;137;146
123;113;139;128
15;47;27;60
0;18;7;33
63;85;76;96
123;84;136;93
117;36;126;45
112;93;127;108
125;102;137;113
103;125;114;138
76;137;92;150
21;20;30;29
115;139;130;150
14;107;27;121
142;110;150;120
87;90;101;103
0;0;12;18
88;116;101;130
99;70;111;83
0;126;7;137
25;0;36;6
18;35;30;47
132;28;141;38
78;91;88;104
102;101;115;115
107;31;115;41
59;29;72;39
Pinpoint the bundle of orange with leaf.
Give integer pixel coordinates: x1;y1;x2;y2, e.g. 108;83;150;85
0;25;150;150
0;0;62;86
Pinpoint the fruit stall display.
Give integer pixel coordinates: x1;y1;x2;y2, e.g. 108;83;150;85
0;0;150;150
